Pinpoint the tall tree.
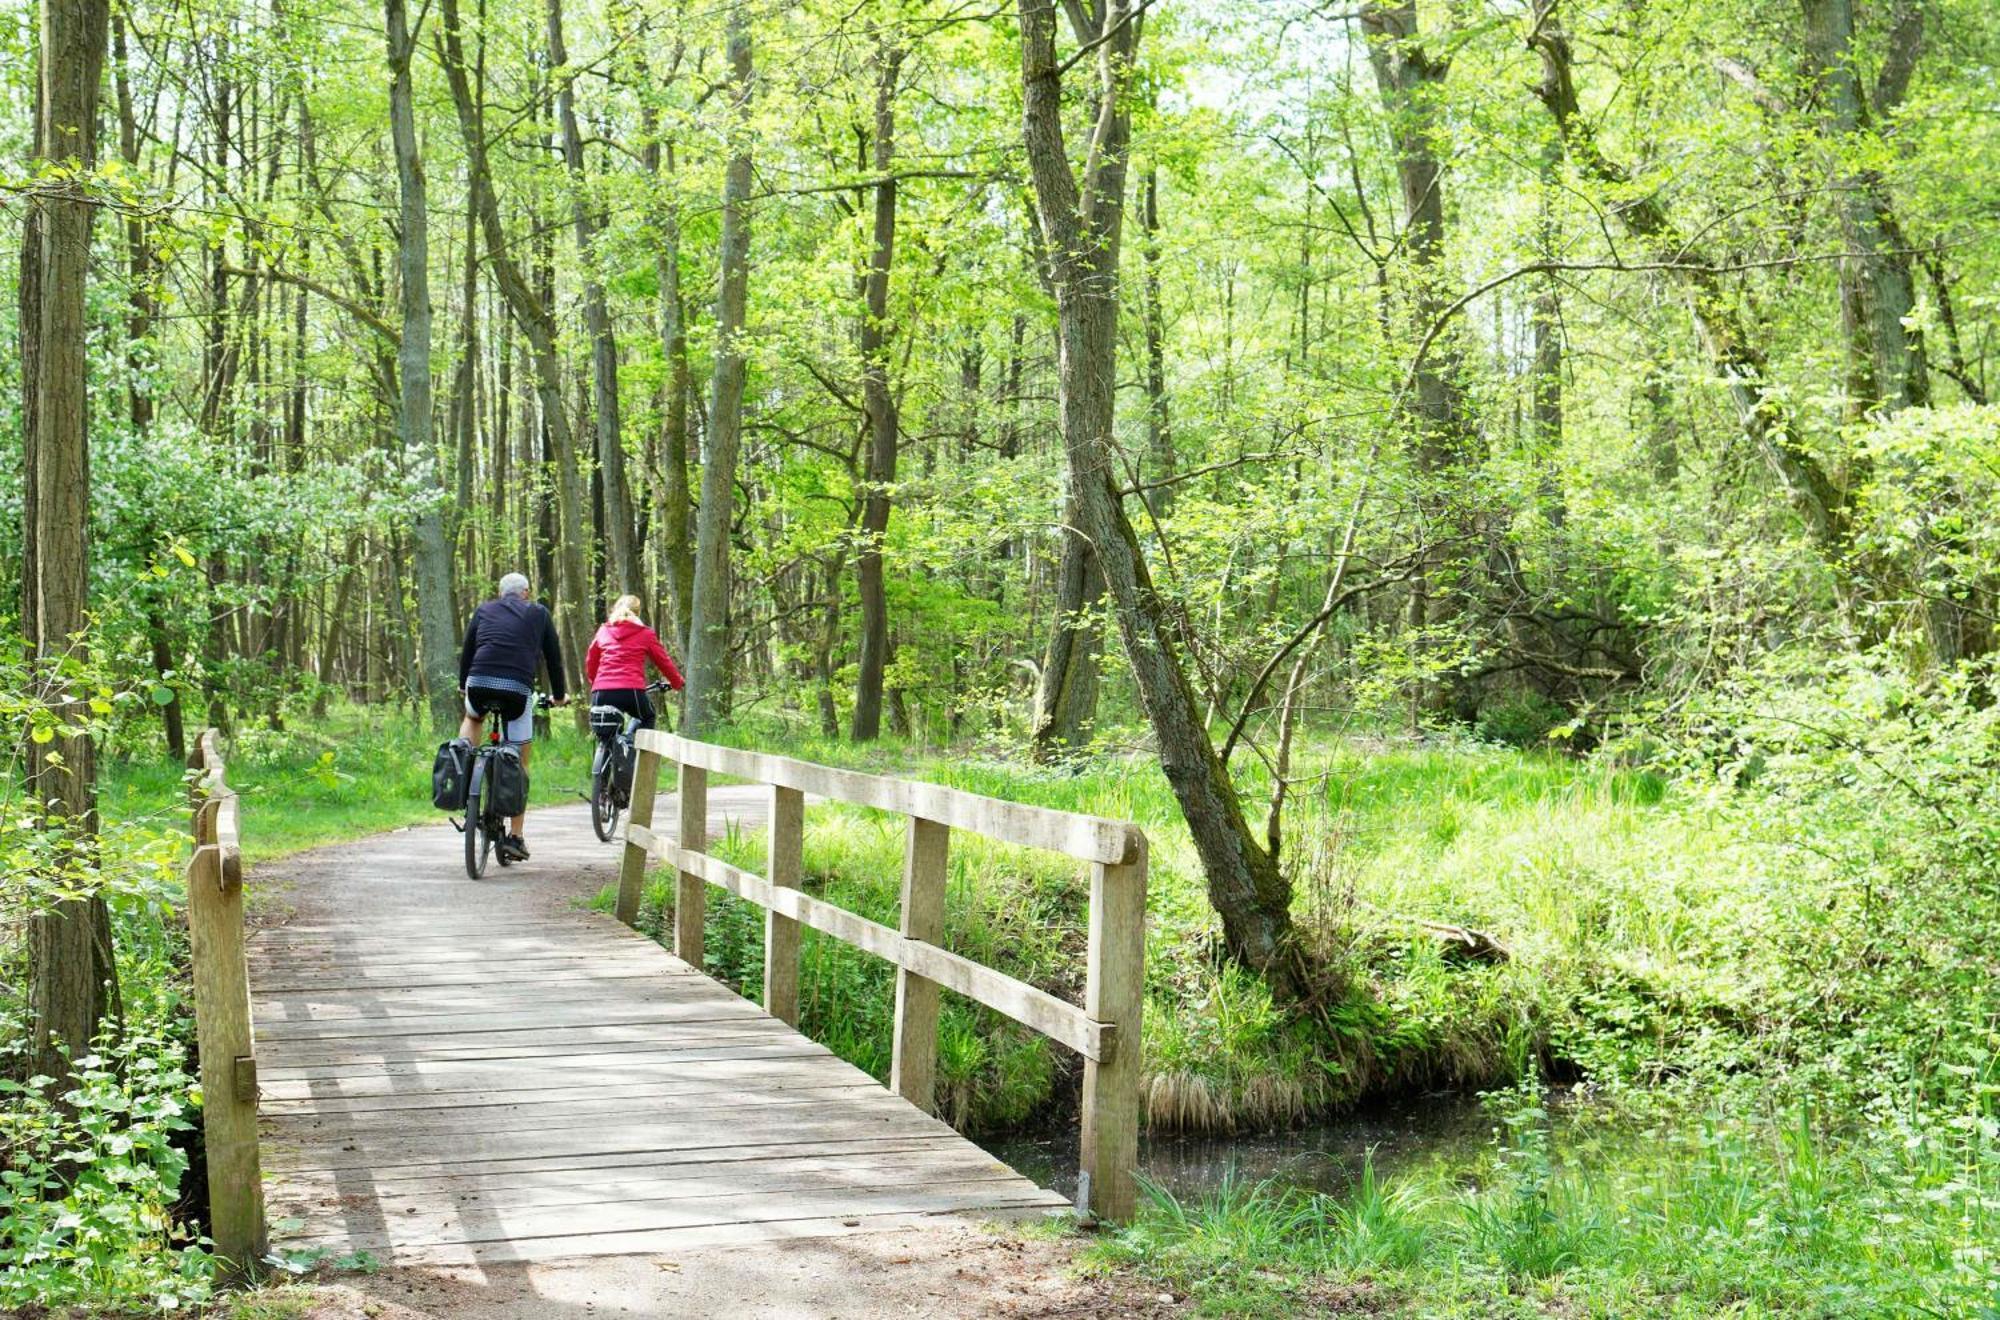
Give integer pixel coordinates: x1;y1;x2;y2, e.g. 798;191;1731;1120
684;0;753;734
438;0;594;685
550;0;642;603
851;39;904;742
1019;0;1303;990
25;0;117;1091
386;0;461;727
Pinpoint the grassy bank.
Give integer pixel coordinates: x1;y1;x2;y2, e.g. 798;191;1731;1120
602;716;1703;1135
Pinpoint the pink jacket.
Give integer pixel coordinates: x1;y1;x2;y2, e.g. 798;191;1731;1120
585;619;685;692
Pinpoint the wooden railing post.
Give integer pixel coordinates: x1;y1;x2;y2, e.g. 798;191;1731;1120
185;731;267;1276
674;762;708;967
890;817;949;1112
615;747;663;926
1081;835;1145;1222
764;786;805;1024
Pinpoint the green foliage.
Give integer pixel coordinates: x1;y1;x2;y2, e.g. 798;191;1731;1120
0;1040;213;1313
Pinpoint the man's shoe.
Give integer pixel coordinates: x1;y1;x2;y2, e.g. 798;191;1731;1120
499;833;530;861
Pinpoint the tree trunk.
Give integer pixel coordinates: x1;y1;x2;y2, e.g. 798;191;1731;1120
638;79;696;657
386;0;461;728
685;3;753;735
852;42;904;742
1030;520;1104;758
1017;0;1302;991
1801;0;1928;414
439;0;593;686
549;0;641;603
26;0;117;1092
1139;165;1173;519
1531;10;1855;562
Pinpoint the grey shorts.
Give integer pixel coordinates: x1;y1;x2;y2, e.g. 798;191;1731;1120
464;686;535;744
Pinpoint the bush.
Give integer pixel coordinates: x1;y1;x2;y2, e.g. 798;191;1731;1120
1475;692;1571;748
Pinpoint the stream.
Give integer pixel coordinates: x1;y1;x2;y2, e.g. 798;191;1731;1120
980;1093;1498;1206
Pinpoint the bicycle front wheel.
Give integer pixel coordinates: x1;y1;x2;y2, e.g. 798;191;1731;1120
464;763;492;879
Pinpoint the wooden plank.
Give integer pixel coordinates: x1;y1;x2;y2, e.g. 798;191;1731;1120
270;1134;975;1189
256;1001;785;1041
258;1028;823;1071
263;1086;928;1143
249;966;683;993
1081;841;1146;1222
673;848;1110;1061
635;730;1141;863
260;1077;882;1116
764;785;804;1025
262;1109;961;1173
285;1183;1064;1253
257;1048;873;1097
186;779;267;1274
891;818;947;1112
256;1038;849;1082
616;746;663;925
675;762;707;967
252;979;730;1020
269;1147;1042;1217
306;1204;1066;1267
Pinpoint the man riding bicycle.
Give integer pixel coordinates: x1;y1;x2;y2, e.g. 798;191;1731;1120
458;572;567;860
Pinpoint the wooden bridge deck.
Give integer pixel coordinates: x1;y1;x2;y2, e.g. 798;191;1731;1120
246;795;1067;1268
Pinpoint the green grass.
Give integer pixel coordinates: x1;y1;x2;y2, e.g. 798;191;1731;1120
1089;1082;2000;1316
100;703;602;862
581;714;1710;1135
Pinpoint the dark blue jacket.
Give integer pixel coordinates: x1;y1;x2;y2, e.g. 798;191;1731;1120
458;597;567;700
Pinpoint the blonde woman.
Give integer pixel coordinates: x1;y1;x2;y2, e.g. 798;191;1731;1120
584;595;685;728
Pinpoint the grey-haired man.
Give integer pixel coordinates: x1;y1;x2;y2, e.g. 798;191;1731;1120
458;572;568;859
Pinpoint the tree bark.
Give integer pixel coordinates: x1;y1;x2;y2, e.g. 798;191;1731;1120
550;0;641;603
1139;165;1173;519
852;42;904;742
26;0;117;1092
685;2;753;735
1800;0;1929;414
439;0;593;685
1018;0;1303;991
387;0;462;728
637;65;696;657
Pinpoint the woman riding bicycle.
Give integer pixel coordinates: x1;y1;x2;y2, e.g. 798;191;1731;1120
585;594;685;726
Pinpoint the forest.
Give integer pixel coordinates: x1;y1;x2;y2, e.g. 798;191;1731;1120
5;0;2000;1310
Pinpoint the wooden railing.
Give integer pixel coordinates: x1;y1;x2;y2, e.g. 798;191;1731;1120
616;732;1148;1221
187;729;267;1274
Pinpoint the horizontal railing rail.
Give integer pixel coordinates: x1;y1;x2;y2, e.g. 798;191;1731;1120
616;730;1146;1220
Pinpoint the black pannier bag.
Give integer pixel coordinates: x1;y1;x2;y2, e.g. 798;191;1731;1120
431;738;472;810
613;736;639;801
487;744;529;818
589;705;625;744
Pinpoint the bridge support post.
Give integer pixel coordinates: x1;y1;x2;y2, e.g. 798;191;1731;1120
615;747;663;926
1081;835;1145;1222
764;786;805;1024
890;817;949;1112
186;732;268;1277
675;763;708;967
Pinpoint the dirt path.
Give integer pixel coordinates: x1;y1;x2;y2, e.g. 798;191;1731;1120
245;794;1180;1318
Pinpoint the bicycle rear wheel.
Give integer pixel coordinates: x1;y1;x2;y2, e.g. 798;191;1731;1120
464;763;492;879
591;747;620;842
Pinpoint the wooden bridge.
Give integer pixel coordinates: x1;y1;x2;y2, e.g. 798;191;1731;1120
185;729;1146;1274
